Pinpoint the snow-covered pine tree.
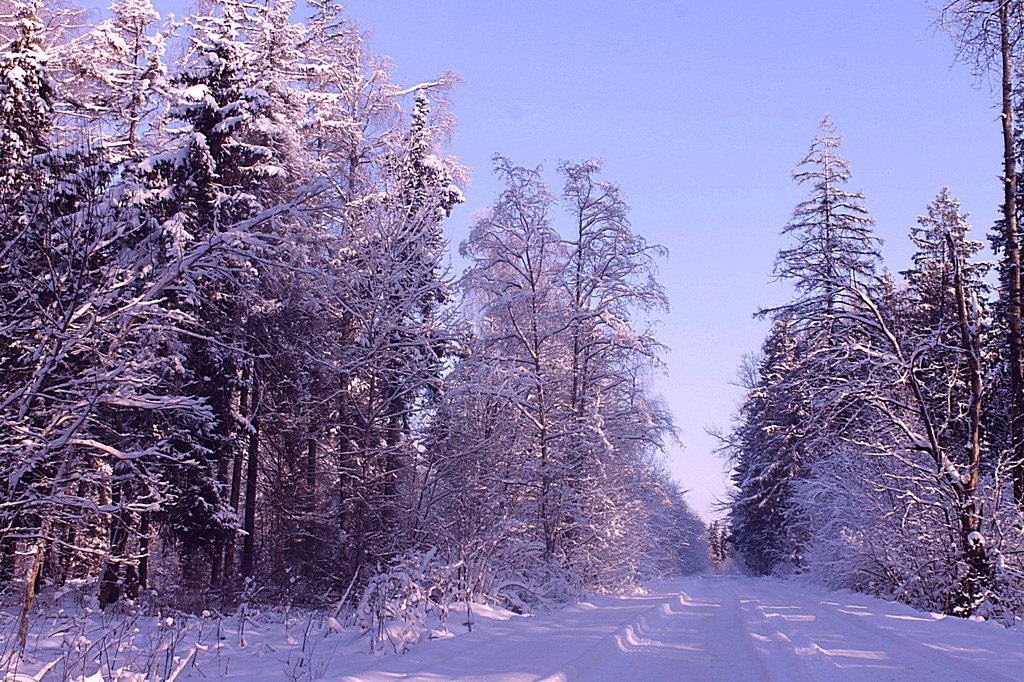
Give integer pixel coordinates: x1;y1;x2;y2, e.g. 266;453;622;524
138;0;299;588
772;115;881;324
724;321;806;575
0;0;205;624
730;116;881;576
835;190;994;615
777;185;997;616
0;0;50;197
903;189;988;468
900;189;992;614
705;519;729;571
373;88;464;532
771;118;881;484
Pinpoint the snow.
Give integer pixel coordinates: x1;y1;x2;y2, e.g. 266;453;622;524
7;575;1024;681
328;576;1024;681
180;84;211;103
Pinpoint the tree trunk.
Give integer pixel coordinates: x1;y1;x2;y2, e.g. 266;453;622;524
306;436;317;501
99;501;132;609
241;379;260;582
137;513;149;594
998;2;1024;506
0;534;15;585
225;364;250;594
17;534;46;653
949;230;991;608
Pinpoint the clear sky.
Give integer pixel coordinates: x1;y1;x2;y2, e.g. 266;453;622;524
79;0;1004;520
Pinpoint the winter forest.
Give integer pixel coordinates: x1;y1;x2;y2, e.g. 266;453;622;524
6;0;1024;680
0;0;706;666
722;1;1024;623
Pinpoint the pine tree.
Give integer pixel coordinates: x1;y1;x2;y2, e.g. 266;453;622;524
725;322;806;575
731;116;881;575
140;2;296;586
900;190;992;613
0;0;51;199
903;189;989;469
772;115;881;326
0;0;203;621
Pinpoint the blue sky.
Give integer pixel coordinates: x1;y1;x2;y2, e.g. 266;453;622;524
80;0;1003;520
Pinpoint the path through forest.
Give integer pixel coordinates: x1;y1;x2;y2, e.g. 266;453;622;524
331;576;1024;681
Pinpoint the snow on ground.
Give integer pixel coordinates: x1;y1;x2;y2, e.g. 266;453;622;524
332;576;1024;681
5;575;1024;681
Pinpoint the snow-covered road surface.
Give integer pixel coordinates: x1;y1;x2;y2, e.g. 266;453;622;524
334;575;1024;681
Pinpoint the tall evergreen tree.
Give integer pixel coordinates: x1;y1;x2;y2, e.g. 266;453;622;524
725;322;806;575
139;1;297;585
730;116;881;575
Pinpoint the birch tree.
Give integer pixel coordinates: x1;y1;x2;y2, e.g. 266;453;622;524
940;0;1024;506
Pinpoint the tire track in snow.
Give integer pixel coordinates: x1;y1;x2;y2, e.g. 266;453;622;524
730;577;1020;681
682;577;821;681
538;582;772;682
336;576;1024;681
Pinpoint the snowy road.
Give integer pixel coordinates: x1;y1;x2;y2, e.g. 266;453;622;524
333;576;1024;681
